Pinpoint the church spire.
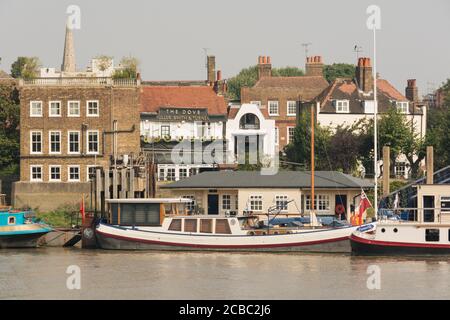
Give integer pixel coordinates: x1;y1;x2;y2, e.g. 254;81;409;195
61;20;76;72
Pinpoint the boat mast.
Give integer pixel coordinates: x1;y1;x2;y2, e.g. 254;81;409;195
373;25;378;220
311;103;315;225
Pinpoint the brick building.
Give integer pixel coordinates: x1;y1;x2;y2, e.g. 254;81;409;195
240;56;329;150
14;78;141;210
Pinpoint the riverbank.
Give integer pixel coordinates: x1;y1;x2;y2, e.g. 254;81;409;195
1;248;449;299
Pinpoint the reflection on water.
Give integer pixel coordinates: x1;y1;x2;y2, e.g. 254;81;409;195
0;248;449;299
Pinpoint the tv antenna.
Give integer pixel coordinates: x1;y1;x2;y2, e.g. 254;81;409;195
354;45;363;59
301;43;312;61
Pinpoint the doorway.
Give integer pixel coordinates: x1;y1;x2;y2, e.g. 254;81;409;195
208;194;219;215
335;195;347;221
423;196;435;222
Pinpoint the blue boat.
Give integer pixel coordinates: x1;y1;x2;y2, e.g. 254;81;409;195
0;208;52;248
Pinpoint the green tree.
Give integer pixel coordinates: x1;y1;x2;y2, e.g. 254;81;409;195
272;66;304;77
327;124;363;174
112;56;139;79
284;108;331;170
0;82;20;173
323;63;355;83
10;56;41;79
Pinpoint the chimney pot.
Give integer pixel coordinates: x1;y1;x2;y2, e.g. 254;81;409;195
217;70;222;81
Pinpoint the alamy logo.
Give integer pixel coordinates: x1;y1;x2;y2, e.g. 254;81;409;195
366;5;381;30
66;5;81;30
66;265;81;290
366;265;381;290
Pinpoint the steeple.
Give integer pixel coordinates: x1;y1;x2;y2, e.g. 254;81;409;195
61;20;76;72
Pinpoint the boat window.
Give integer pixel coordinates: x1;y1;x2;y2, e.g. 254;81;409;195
448;229;450;242
184;219;197;233
425;229;440;242
215;219;232;234
168;219;182;231
200;219;213;233
8;216;16;225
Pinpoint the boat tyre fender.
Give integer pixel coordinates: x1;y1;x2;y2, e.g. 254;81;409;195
248;231;255;236
335;204;345;216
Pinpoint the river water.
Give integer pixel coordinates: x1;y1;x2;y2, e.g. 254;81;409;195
0;248;449;299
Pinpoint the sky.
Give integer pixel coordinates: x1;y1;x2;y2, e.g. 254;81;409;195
0;0;449;95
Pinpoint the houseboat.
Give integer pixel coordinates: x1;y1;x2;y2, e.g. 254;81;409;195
95;198;369;252
351;184;450;255
0;207;52;248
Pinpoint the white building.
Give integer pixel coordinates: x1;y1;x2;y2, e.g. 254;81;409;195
226;103;276;165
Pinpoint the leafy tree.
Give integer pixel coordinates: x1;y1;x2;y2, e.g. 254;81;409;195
112;56;139;79
327;124;363;174
284;108;331;170
226;66;258;101
94;55;113;71
272;67;304;77
0;82;20;173
10;56;41;79
323;63;355;83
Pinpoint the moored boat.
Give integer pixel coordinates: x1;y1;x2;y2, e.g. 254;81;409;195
95;198;370;252
351;184;450;255
0;208;53;248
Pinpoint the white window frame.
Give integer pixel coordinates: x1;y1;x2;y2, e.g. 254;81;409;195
48;130;61;154
335;100;349;113
179;167;188;180
249;195;263;212
68;130;81;154
8;216;16;225
395;162;407;178
250;101;261;107
287;127;295;144
30;101;43;117
30;130;43;154
222;194;231;210
87;165;98;181
183;195;196;211
49;101;61;117
49;165;61;182
396;101;409;114
68;165;81;182
30;165;43;182
275;195;289;212
305;194;330;212
166;168;176;181
86;130;100;155
67;101;80;117
86;100;99;117
287;101;297;116
268;101;279;116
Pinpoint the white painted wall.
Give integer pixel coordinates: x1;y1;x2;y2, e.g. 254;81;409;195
225;104;276;163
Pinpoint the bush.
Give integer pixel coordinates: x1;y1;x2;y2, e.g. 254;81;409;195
36;205;80;228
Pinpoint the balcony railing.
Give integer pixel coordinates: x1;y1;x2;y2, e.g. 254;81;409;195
20;77;140;87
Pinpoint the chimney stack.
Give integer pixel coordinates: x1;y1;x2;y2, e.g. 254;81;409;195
405;79;419;103
257;56;272;79
207;55;216;84
217;70;222;81
305;56;324;77
356;57;373;93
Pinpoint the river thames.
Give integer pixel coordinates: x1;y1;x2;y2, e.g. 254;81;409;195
0;248;449;299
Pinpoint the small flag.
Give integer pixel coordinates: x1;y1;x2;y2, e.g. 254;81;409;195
80;196;85;224
357;190;372;224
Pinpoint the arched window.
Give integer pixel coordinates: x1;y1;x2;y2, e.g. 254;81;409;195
239;113;260;130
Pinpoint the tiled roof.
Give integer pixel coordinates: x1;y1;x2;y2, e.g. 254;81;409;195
0;70;12;79
140;86;227;116
318;78;423;114
251;76;329;101
162;170;373;189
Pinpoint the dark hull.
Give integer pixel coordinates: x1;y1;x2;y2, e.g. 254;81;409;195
350;236;450;256
0;232;49;248
96;231;351;253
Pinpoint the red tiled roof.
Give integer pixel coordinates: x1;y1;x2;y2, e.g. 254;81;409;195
377;79;407;101
140;86;227;115
254;76;329;89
